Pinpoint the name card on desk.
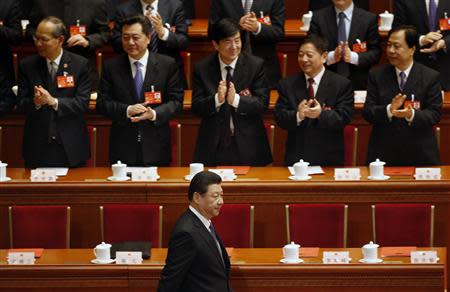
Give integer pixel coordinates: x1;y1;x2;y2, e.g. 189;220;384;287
7;252;35;265
334;168;361;180
411;251;439;264
131;167;159;181
115;251;143;264
414;168;441;180
30;169;57;182
323;251;350;264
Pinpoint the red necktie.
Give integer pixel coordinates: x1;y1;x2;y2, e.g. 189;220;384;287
308;77;315;100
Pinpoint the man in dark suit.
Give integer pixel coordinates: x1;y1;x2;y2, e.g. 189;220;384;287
274;36;354;166
192;18;272;166
0;0;22;84
393;0;450;90
363;26;442;166
158;171;232;292
27;0;110;88
97;15;183;166
112;0;189;87
308;0;369;11
209;0;285;88
16;17;91;168
308;0;381;89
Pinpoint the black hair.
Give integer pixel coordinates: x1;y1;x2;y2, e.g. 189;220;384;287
208;18;241;42
388;25;418;48
188;171;222;202
121;14;152;35
298;36;329;54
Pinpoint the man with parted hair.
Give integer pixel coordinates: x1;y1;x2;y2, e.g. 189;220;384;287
97;15;183;166
16;16;91;168
192;18;272;166
158;170;231;292
363;25;442;166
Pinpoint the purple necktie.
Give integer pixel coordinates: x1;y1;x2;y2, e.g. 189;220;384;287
399;71;406;92
337;12;350;77
134;61;144;98
429;0;437;31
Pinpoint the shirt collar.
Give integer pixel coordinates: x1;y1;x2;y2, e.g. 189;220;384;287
335;2;354;20
141;0;157;11
304;66;326;86
218;54;239;72
128;49;149;68
395;61;414;78
47;49;63;66
189;205;211;230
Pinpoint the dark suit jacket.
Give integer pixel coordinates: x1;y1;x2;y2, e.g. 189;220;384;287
158;209;231;292
112;0;189;86
274;70;354;166
16;50;91;167
192;53;272;166
209;0;285;88
363;63;442;166
393;0;450;90
0;0;22;84
181;0;195;20
308;0;369;11
0;70;15;117
309;5;381;90
96;52;184;166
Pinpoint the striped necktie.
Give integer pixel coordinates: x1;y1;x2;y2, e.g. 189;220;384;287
146;4;159;53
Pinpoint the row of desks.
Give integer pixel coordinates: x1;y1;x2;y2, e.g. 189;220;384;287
0;248;445;291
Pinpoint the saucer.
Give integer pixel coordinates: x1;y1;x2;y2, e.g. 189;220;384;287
184;174;194;181
378;26;391;31
358;258;383;264
107;176;130;181
91;258;115;264
288;175;312;181
367;175;390;180
280;258;304;264
222;175;237;181
300;26;309;31
0;177;11;182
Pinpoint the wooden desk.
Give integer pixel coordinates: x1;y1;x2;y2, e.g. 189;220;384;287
0;248;445;292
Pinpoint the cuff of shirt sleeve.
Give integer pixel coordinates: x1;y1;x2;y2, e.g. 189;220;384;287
215;93;225;110
160;27;169;41
386;104;393;120
296;111;303;124
350;51;359;65
419;35;426;47
231;94;240;108
52;98;58;111
253;22;262;35
327;51;337;65
150;108;157;121
126;105;132;118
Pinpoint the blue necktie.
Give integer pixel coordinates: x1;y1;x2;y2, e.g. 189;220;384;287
337;12;350;77
209;223;224;263
399;71;406;92
134;61;144;98
429;0;437;31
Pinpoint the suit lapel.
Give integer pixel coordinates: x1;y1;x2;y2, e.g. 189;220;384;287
403;63;420;97
383;65;401;102
142;53;158;99
233;0;245;16
325;6;338;46
294;73;308;106
209;54;223;92
316;70;331;106
132;0;143;14
232;55;248;93
348;8;361;45
157;0;169;23
38;56;50;90
415;0;429;30
436;0;446;28
121;54;139;103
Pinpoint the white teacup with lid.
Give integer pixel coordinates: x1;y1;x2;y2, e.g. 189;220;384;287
379;11;394;31
93;242;112;262
293;159;309;179
282;241;301;263
360;241;382;263
112;161;127;179
0;161;9;181
189;163;204;176
301;11;313;31
369;158;388;180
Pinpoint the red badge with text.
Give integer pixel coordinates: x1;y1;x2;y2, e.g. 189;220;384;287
70;25;87;36
404;100;421;110
238;88;251;97
257;16;272;25
145;91;162;104
439;18;450;31
352;41;367;53
57;75;75;88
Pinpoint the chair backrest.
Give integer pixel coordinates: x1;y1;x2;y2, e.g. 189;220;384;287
212;204;254;248
9;205;71;248
169;121;181;166
86;126;97;167
343;125;358;166
372;204;434;247
180;51;192;89
286;204;348;247
100;204;163;247
277;52;288;78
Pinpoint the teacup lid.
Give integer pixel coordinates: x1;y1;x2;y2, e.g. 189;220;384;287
370;158;385;166
380;10;393;16
0;161;7;167
95;241;111;249
362;241;379;248
284;241;300;248
112;160;126;167
294;159;310;167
